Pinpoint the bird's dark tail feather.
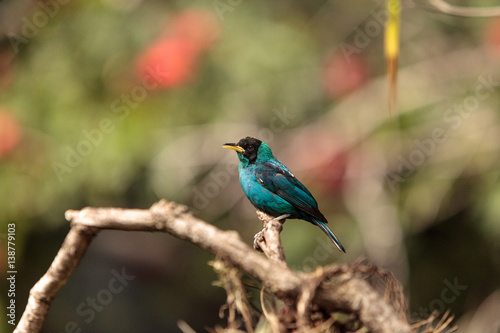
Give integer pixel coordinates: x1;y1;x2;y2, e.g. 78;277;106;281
313;219;346;253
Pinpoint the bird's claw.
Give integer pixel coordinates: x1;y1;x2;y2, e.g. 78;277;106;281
253;230;265;252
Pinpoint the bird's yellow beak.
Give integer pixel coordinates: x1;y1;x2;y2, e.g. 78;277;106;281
223;143;245;153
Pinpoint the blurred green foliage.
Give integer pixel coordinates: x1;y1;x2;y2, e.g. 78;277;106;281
1;0;500;332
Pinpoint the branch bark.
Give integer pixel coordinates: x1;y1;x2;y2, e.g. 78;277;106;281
253;211;289;267
14;199;412;333
14;225;97;333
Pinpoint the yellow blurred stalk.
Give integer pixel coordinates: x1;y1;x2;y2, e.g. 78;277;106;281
385;0;400;114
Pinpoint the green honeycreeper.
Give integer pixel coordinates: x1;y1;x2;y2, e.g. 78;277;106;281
223;137;346;253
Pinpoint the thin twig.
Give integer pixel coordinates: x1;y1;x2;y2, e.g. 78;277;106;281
426;0;500;17
260;288;282;333
296;266;325;332
212;259;254;333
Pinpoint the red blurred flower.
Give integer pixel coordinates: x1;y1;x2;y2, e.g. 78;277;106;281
170;9;220;53
135;8;220;90
0;110;21;158
484;18;500;57
322;53;367;98
136;37;198;89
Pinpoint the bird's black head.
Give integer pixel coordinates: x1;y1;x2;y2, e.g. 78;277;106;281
237;137;262;163
223;136;262;164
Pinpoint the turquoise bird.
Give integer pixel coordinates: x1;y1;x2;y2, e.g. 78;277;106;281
223;137;345;253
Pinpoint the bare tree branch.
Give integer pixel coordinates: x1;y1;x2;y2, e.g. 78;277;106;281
14;199;413;333
14;226;97;333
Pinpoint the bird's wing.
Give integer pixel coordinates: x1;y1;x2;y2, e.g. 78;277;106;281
256;161;327;223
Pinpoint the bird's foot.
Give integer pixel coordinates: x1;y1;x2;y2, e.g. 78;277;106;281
253;230;265;252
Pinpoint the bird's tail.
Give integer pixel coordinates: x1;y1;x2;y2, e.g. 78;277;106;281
313;219;346;253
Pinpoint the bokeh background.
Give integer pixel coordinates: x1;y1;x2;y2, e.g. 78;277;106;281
1;0;500;332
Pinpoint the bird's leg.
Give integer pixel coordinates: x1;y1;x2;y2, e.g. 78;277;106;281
272;214;290;223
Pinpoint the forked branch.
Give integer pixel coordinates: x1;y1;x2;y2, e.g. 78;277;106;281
14;199;412;333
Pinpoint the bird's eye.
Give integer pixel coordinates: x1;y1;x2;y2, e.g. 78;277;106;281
247;145;254;151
